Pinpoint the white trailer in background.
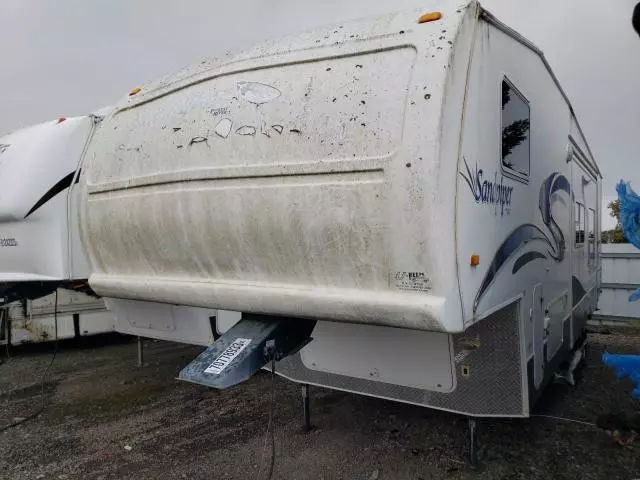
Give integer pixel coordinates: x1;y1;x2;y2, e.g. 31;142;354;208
1;289;113;345
57;0;602;459
0;112;221;346
0;115;116;344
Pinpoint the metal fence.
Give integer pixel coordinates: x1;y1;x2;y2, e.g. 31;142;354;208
593;243;640;325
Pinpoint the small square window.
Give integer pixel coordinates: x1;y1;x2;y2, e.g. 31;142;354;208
501;79;530;178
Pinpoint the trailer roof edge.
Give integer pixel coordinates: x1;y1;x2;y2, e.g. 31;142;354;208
478;6;601;178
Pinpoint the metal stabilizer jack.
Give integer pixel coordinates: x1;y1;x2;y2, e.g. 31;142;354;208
178;314;316;389
468;417;479;468
301;384;312;432
555;337;587;386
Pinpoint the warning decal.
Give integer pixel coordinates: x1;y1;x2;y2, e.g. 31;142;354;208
393;271;431;292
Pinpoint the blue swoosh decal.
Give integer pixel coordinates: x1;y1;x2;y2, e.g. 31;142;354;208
538;173;569;261
473;172;571;312
512;251;547;275
473;224;553;311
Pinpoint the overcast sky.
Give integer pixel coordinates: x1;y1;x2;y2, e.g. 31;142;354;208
1;0;638;227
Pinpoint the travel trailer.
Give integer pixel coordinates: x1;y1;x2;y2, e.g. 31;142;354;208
0;290;113;346
26;0;606;442
0;115;115;343
0;115;98;304
77;0;601;421
0;112;224;346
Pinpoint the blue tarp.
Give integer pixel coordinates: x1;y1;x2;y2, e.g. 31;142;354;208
602;352;640;398
603;182;640;398
616;180;640;301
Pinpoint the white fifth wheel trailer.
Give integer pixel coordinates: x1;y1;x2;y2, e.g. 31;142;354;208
77;0;600;428
0;115;98;303
0;290;113;346
0;113;223;345
0;115;117;343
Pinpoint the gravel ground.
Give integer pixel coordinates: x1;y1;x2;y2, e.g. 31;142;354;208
0;328;639;480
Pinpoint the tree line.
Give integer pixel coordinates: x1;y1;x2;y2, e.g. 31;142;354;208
602;199;627;244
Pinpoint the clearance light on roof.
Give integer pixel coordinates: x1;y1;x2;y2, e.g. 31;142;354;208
129;87;142;96
56;117;66;124
470;254;480;267
418;12;442;24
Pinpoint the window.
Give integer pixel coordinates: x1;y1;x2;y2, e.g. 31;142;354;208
575;202;585;246
588;208;596;262
501;79;530;178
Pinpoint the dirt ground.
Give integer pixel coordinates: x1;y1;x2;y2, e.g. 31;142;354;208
0;328;639;480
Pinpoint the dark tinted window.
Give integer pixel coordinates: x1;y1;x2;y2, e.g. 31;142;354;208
575;202;585;246
588;208;596;261
501;80;530;177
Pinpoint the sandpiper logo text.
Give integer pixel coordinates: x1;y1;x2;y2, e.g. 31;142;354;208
460;156;514;216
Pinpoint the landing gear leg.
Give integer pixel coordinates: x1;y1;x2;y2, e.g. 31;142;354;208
137;336;144;367
555;336;587;386
302;384;312;432
468;417;479;468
